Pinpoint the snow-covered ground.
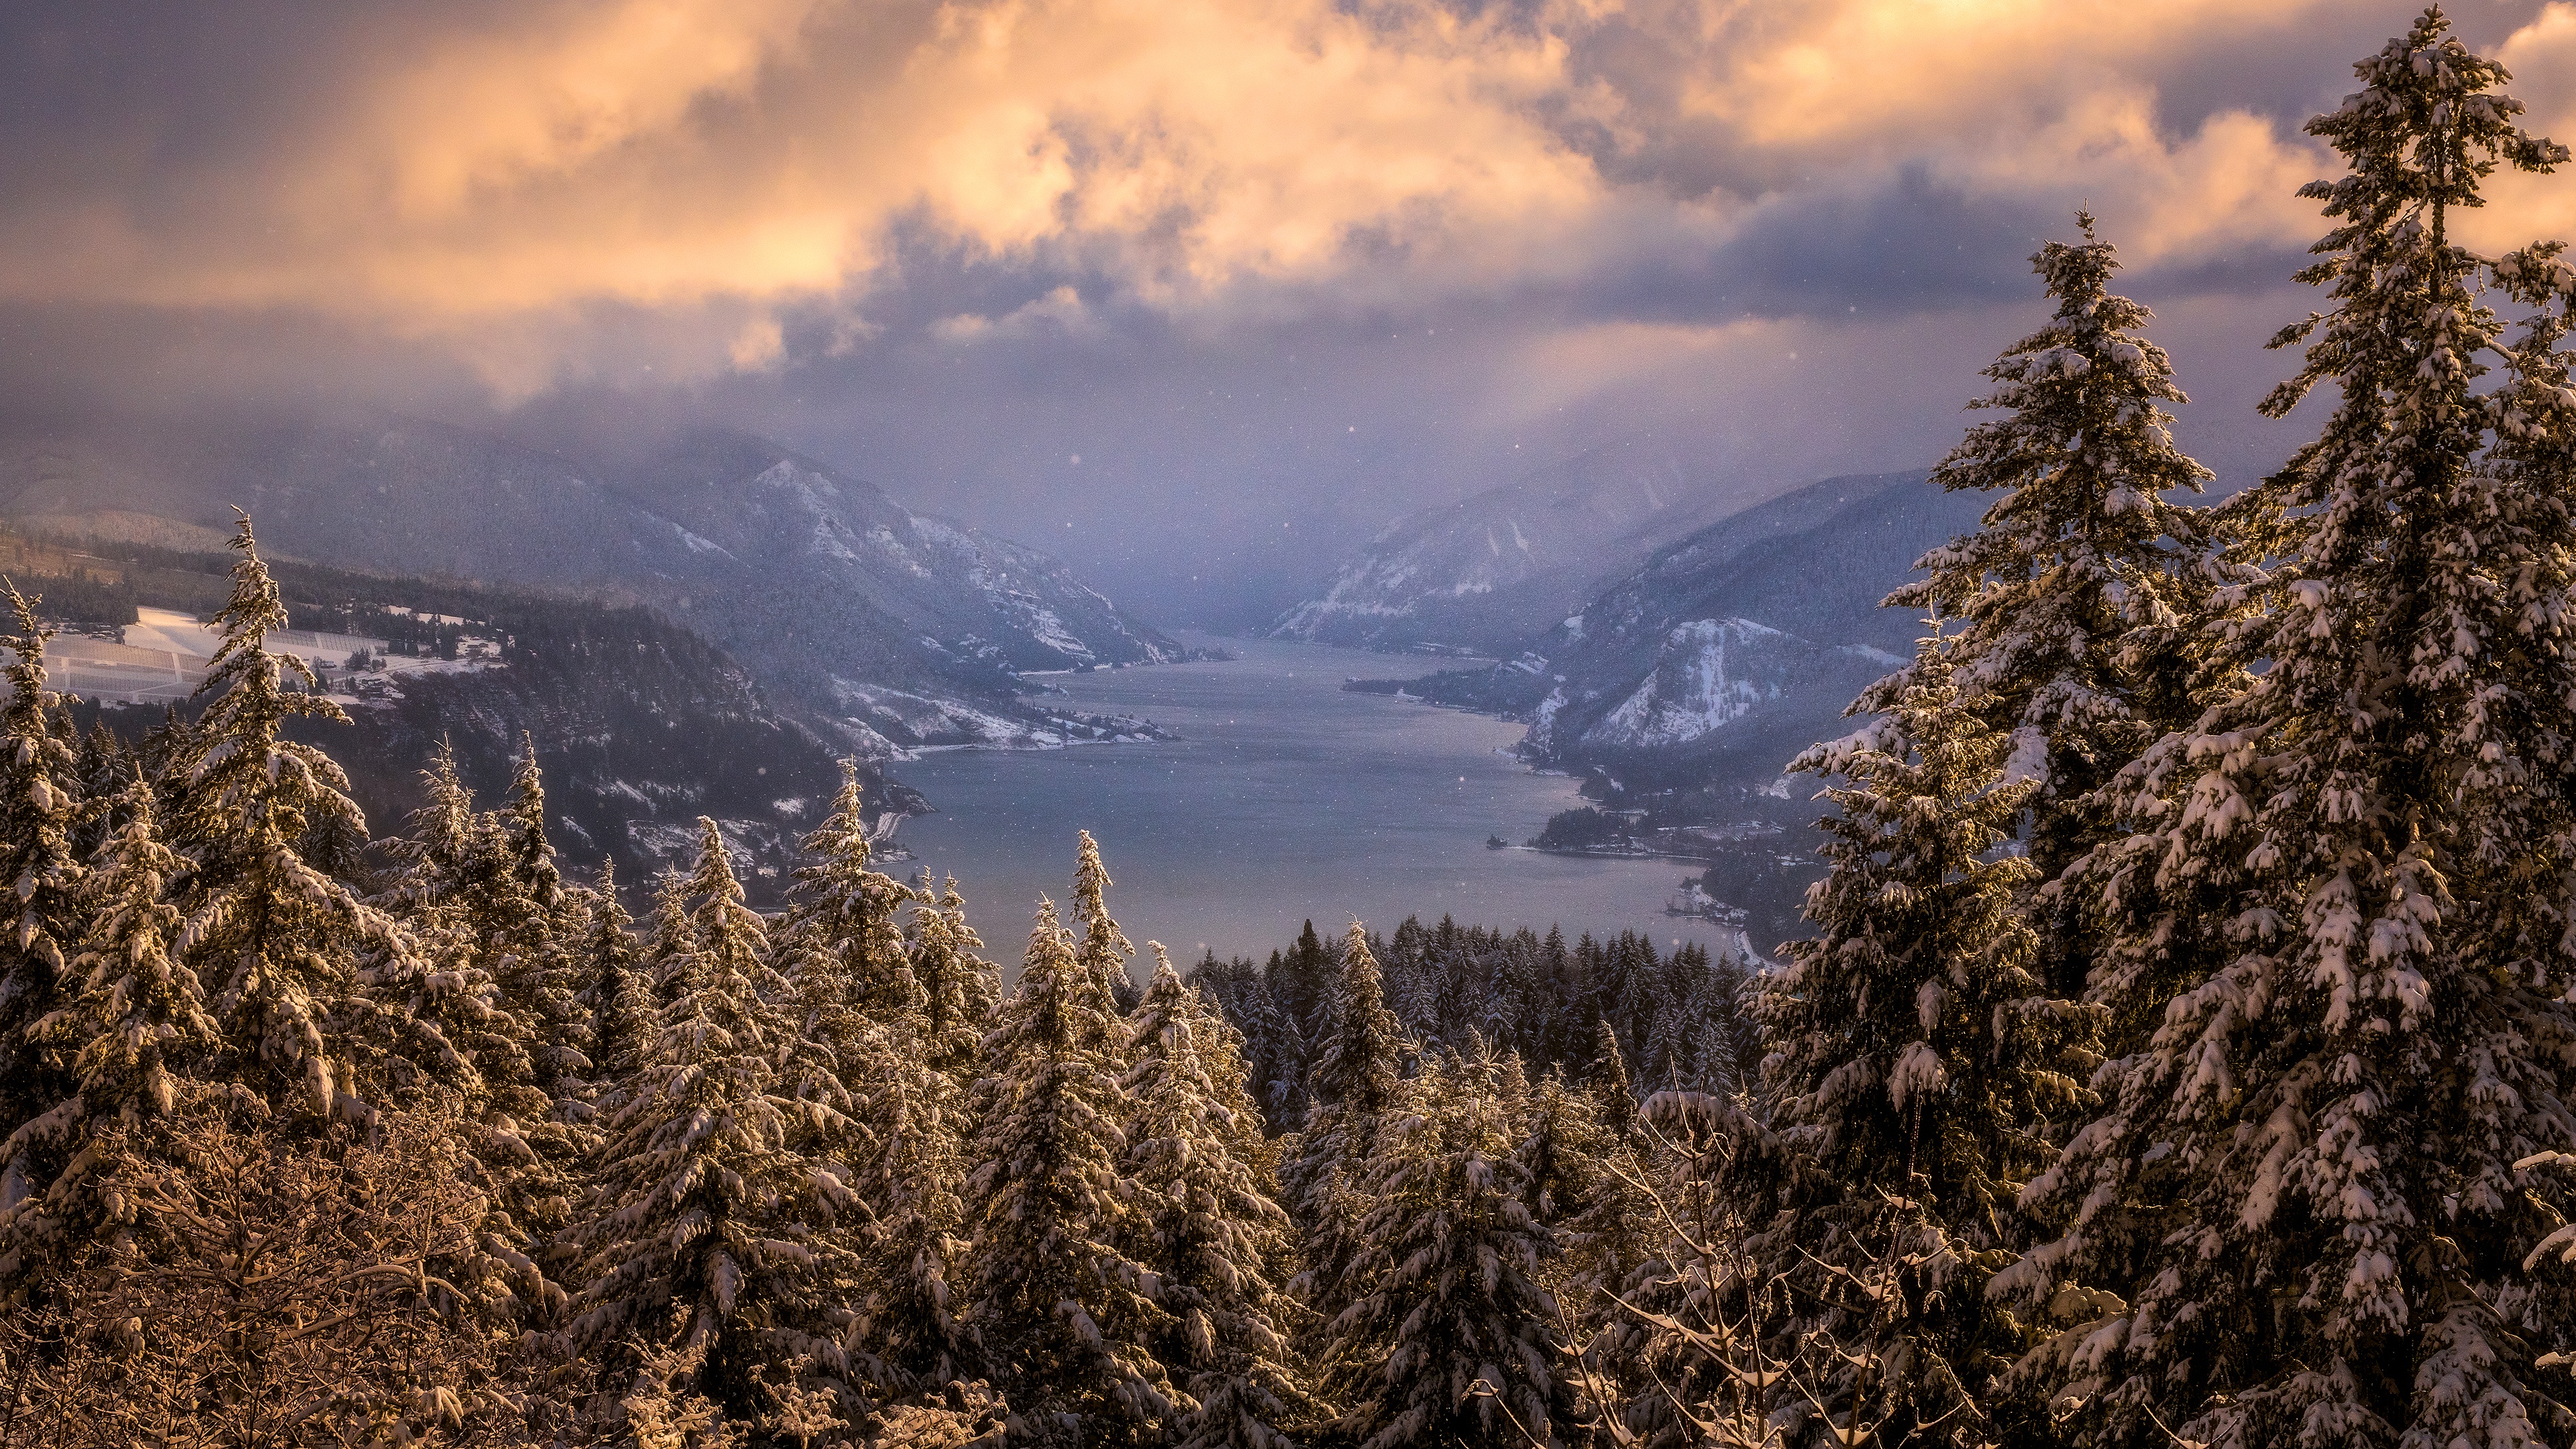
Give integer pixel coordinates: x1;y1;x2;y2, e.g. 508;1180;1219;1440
44;606;409;704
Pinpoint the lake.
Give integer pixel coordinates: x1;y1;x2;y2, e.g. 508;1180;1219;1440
891;636;1741;969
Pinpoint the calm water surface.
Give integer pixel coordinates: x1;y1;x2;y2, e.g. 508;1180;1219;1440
892;636;1725;967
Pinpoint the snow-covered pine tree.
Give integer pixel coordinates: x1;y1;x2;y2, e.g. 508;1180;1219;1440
839;1014;975;1396
1071;830;1138;1021
1123;947;1318;1449
1640;1000;1688;1097
567;817;857;1430
1868;215;2216;1002
503;733;564;912
1274;922;1332;1062
578;860;651;1109
1491;1042;1533;1124
162;517;415;1123
1519;1066;1650;1328
962;898;1175;1444
0;586;86;1208
1387;920;1443;1047
2006;15;2576;1448
0;772;218;1289
640;862;698;1004
1588;1018;1636;1136
1282;921;1406;1331
493;739;590;1113
907;874;998;1085
374;746;579;1315
68;720;133;860
1323;1044;1572;1449
1723;634;2068;1447
374;747;530;1095
779;761;922;1032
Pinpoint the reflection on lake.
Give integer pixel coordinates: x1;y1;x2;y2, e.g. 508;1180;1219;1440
892;636;1743;968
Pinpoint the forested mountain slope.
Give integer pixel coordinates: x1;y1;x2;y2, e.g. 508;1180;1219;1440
25;530;916;903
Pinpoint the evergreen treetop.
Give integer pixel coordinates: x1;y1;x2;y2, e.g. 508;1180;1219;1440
580;859;650;1104
1073;830;1137;1013
777;759;922;1037
1124;947;1318;1449
504;733;562;910
164;516;413;1124
568;819;855;1425
907;873;998;1083
1324;1047;1570;1449
964;898;1175;1442
1876;215;2214;759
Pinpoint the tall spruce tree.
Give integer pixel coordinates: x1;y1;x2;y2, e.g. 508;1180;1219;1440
1072;830;1138;1017
1728;638;2071;1446
492;740;590;1116
0;773;219;1289
962;898;1175;1443
373;749;531;1097
1282;922;1406;1331
1869;215;2214;998
839;1016;975;1396
502;733;564;911
777;760;922;1035
1322;1046;1572;1449
2008;13;2576;1448
162;517;413;1122
640;863;697;1004
770;769;969;1395
0;586;85;1214
567;818;857;1430
1124;948;1318;1449
908;874;998;1085
376;746;578;1314
578;860;650;1108
1519;1067;1650;1328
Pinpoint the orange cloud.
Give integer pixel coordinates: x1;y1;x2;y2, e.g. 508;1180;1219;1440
2485;3;2576;248
0;0;2534;397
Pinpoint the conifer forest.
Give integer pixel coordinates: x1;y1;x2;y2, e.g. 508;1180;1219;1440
9;11;2576;1449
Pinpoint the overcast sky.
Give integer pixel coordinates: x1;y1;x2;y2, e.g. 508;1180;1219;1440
6;1;2576;621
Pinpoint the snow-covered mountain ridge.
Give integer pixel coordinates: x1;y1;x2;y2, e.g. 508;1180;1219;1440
1269;443;1746;655
1531;618;1896;755
0;415;1177;752
1375;470;1987;790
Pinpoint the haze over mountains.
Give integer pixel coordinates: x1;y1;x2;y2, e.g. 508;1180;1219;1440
1267;443;1752;657
3;398;1990;827
0;413;1177;754
1334;470;1989;796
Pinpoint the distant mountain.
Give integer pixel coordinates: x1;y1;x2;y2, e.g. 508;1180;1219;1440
1269;444;1745;655
602;429;1177;751
0;413;1177;753
1375;470;1990;791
